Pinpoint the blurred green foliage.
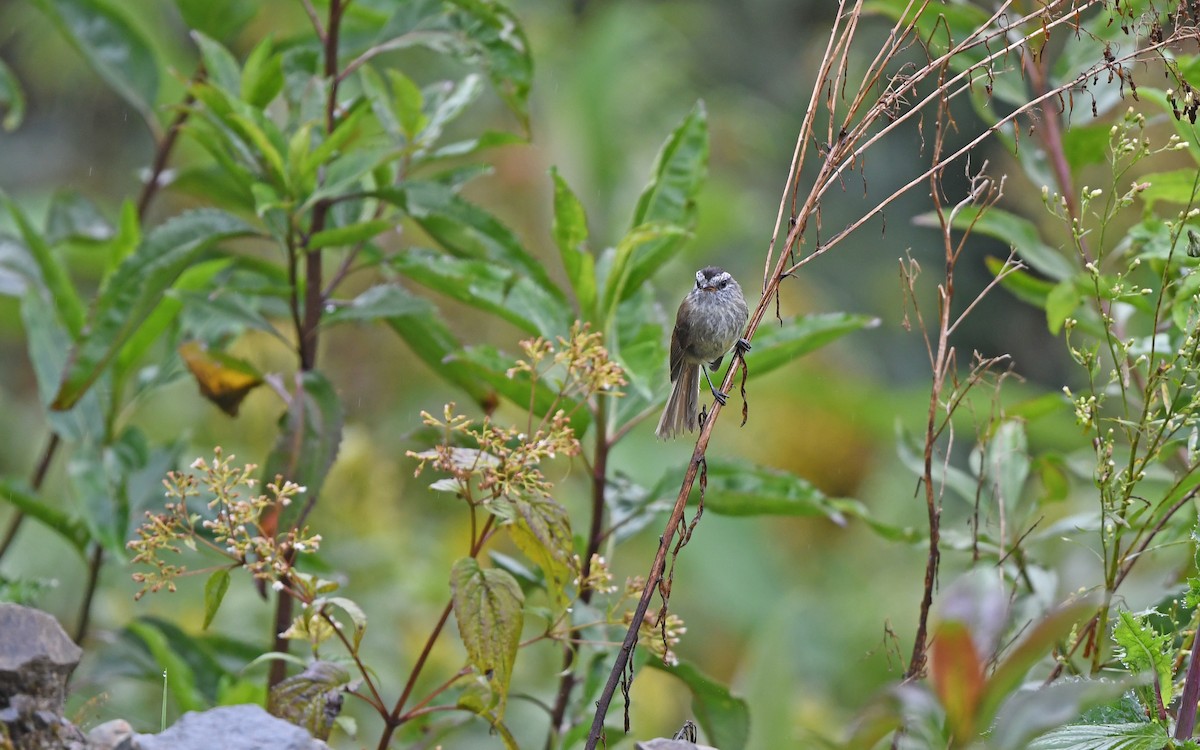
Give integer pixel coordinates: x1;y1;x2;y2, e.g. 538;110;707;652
2;0;1200;749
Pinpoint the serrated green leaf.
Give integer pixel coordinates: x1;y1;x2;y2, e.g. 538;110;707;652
444;0;532;130
261;371;343;500
616;102;708;299
450;558;524;719
0;59;26;131
503;495;574;611
51;209;257;410
1112;609;1174;710
751;313;879;378
394;248;571;338
203;569;231;630
550;167;596;318
378;181;562;300
1027;721;1169;750
267;660;351;741
649;659;749;750
991;677;1144;750
30;0;159;121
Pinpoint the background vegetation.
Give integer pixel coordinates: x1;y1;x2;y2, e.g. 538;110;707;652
2;0;1200;748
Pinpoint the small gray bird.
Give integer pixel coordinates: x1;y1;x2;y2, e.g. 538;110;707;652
655;266;750;439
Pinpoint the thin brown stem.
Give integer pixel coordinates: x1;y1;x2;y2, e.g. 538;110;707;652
73;544;103;643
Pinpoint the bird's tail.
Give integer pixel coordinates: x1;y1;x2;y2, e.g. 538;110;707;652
655;363;699;439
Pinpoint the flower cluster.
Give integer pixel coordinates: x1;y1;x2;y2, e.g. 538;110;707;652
128;448;321;600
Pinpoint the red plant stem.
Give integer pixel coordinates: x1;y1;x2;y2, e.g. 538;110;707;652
1176;628;1200;739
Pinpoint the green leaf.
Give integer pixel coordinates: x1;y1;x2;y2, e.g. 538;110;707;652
1027;722;1169;750
1061;123;1113;171
356;286;495;406
649;659;749;750
51;209;257;410
617;102;709;299
0;58;26;131
550;167;596;318
914;206;1075;281
1045;279;1081;335
897;424;979;504
30;0;159;122
0;479;88;555
450;558;524;719
978;420;1029;515
175;0;256;43
378;182;562;300
5;198;86;337
503;495;575;611
601;221;688;325
45;190;115;245
751;313;879;378
240;36;283;109
1138;169;1200;211
991;678;1143;750
66;447;127;559
267;660;351;741
387;69;426;141
446;0;532;129
1112;609;1174;710
192;32;241;98
261;371;344;499
654;459;851;523
203;569;231;630
319;597;368;654
308;218;393;251
394;248;572;338
126;619;206;713
449;345;591;435
20;288;106;442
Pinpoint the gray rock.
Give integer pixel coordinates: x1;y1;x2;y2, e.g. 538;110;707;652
132;704;330;750
88;718;134;749
0;603;86;749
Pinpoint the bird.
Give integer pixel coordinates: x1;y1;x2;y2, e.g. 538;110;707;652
655;266;750;439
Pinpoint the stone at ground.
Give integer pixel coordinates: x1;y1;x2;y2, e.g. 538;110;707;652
132;704;329;750
0;603;87;749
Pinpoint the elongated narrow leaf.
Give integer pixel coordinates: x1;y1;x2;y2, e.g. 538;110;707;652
21;289;106;443
6;199;86;337
450;558;524;718
0;59;26;131
394;249;571;338
614;102;708;299
550;167;595;318
175;0;257;43
30;0;159;121
45;190;115;245
649;659;749;750
931;620;985;741
750;313;878;377
653;459;849;523
378;182;562;299
0;479;89;555
327;284;494;405
203;569;231;630
261;371;343;499
51;209;257;410
914;206;1075;281
601;221;688;324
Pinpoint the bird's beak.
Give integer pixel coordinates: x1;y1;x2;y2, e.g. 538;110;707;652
701;285;716;292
